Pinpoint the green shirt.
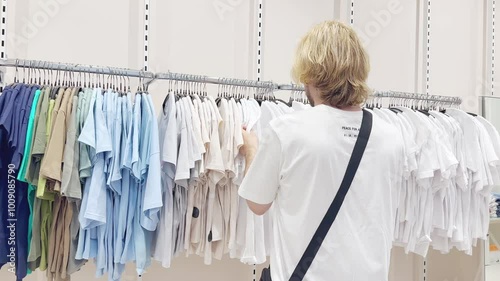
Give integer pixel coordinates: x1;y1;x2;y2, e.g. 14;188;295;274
36;99;56;201
17;88;42;275
26;87;51;185
18;89;42;181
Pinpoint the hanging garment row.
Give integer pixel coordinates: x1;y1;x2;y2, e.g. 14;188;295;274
152;84;311;271
364;100;500;257
1;68;499;281
0;73;163;281
0;70;310;281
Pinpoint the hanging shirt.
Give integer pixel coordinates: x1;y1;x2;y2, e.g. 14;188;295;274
17;88;42;182
0;85;19;268
142;94;163;231
203;96;225;265
228;98;243;254
41;87;74;193
79;89;111;227
75;89;100;261
61;90;83;200
446;109;484;253
119;92;137;265
26;88;50;271
0;83;34;280
79;88;94;181
153;92;177;268
38;88;60;272
37;87;66;201
19;87;42;276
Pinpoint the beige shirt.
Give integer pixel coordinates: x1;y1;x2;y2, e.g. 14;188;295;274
41;87;75;192
61;89;81;198
47;195;72;281
38;87;66;199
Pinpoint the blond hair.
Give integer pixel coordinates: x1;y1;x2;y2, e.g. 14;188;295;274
292;21;371;107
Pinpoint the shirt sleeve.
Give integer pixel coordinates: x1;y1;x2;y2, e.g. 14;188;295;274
238;126;282;205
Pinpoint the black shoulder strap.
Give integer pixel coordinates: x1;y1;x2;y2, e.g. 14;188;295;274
289;109;373;281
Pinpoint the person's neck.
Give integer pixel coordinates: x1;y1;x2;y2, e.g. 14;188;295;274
318;102;362;112
334;105;362;111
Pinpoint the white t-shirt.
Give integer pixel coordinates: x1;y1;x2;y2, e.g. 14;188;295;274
153;92;177;268
239;105;404;281
291;101;309;111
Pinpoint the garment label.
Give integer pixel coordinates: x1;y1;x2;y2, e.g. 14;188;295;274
342;126;360;138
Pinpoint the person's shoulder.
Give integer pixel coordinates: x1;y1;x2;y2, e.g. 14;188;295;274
269;107;316;131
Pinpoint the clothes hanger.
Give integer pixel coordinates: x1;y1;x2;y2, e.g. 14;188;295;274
271;85;288;106
136;72;143;94
119;70;124;95
126;71;131;94
387;93;402;113
117;70;121;94
216;79;224;105
43;62;49;87
26;61;31;84
13;59;19;84
173;77;180;102
202;79;207;97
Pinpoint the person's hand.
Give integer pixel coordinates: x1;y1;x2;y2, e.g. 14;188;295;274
240;127;259;157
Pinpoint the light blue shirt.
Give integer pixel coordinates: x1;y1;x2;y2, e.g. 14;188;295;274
109;93;123;194
77;89;112;279
79;88;111;226
119;93;136;264
76;89;99;261
141;94;163;231
131;94;149;276
112;95;129;280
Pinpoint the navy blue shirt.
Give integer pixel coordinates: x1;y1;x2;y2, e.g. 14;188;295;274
11;85;33;168
0;84;23;272
0;83;34;280
0;85;13;170
0;84;22;152
13;85;39;169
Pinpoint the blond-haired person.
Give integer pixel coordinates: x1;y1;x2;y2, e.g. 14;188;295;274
239;21;404;281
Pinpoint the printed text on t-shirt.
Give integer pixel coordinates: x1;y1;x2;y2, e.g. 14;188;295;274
342;126;360;138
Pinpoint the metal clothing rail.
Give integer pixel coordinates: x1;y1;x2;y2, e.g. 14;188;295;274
277;84;304;91
155;72;277;89
373;90;462;105
277;84;462;105
0;59;155;79
0;59;463;106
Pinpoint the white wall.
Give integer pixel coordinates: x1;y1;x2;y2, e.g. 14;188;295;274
6;0;140;67
0;0;493;280
0;1;261;280
352;0;418;92
261;0;336;84
425;0;485;113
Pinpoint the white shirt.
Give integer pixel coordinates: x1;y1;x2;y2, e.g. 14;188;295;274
153;92;177;268
239;105;404;281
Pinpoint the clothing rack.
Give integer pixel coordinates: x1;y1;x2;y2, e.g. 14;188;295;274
155;72;277;89
277;84;305;91
0;58;155;79
373;90;462;105
0;58;463;107
277;84;463;106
